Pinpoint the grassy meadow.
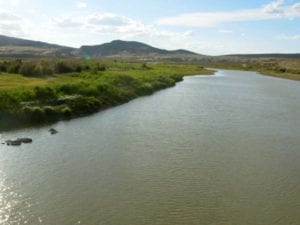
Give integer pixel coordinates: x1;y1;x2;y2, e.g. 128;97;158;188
0;59;213;131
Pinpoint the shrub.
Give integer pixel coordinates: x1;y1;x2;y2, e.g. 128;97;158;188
18;60;55;77
7;59;22;74
136;82;153;95
0;61;8;72
55;61;75;73
22;106;45;123
98;64;107;71
65;96;101;114
19;61;40;76
113;74;136;87
34;86;56;101
278;67;287;73
56;83;80;95
44;106;58;118
61;106;72;117
40;60;55;75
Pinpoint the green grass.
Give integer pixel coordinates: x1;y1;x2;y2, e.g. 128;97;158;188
0;72;52;89
0;60;214;131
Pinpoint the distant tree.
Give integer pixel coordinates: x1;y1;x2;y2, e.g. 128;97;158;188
7;59;22;74
278;67;287;73
55;61;75;73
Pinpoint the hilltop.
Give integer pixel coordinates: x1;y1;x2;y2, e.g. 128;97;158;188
80;40;199;60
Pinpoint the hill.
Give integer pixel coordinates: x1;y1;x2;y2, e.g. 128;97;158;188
80;40;199;61
0;34;77;58
0;34;299;62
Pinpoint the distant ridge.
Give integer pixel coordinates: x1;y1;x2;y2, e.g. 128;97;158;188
0;35;200;60
0;34;73;49
80;40;198;59
0;34;77;58
0;34;299;60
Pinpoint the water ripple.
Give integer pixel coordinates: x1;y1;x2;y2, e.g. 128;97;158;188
0;171;42;225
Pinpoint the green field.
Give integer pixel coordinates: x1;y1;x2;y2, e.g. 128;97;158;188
0;59;213;131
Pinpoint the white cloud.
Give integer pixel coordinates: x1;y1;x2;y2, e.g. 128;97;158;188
0;9;26;36
156;0;300;27
218;29;233;33
49;12;197;51
182;31;194;37
0;0;19;6
0;10;20;21
76;1;87;9
53;13;154;36
276;34;300;40
87;13;131;26
262;0;284;13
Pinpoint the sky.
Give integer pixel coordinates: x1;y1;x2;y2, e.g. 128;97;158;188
0;0;299;55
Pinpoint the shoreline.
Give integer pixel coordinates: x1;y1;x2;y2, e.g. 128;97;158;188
0;66;215;132
210;66;300;81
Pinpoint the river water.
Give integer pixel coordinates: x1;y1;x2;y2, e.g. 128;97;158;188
0;70;299;225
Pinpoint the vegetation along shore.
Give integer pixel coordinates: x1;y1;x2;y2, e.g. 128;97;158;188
202;57;300;81
0;59;214;131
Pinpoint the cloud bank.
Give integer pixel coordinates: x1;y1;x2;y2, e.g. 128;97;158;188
156;0;300;27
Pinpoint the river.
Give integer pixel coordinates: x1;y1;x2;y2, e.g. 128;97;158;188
0;70;299;225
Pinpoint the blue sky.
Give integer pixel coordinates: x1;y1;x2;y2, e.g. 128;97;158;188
0;0;299;55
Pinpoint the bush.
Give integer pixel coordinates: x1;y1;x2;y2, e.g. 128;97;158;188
91;63;106;73
136;83;153;95
65;96;101;114
19;61;41;76
278;67;287;73
113;74;136;87
7;59;22;74
34;86;56;102
0;61;8;72
40;60;55;75
98;64;107;71
44;106;58;118
61;106;72;117
55;61;75;73
22;106;45;123
17;60;55;77
56;83;80;95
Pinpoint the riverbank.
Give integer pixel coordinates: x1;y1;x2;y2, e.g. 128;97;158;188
204;58;300;80
0;60;214;131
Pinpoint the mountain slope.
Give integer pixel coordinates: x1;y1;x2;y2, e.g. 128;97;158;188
80;40;199;60
0;34;299;60
0;34;69;48
0;34;77;58
81;40;168;56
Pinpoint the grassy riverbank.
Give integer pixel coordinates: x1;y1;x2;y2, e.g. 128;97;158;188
204;58;300;80
0;60;213;131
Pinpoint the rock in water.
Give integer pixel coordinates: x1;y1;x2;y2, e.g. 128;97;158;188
49;128;58;135
18;138;33;143
6;139;22;146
